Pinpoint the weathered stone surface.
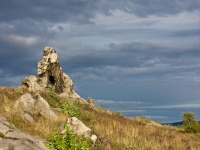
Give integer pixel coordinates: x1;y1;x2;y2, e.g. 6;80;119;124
23;112;35;123
0;116;16;134
14;93;58;122
21;75;45;91
0;116;48;150
21;46;80;99
60;117;97;144
67;117;91;138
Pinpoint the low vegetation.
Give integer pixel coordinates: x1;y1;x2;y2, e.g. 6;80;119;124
182;112;200;133
0;86;200;150
45;124;91;150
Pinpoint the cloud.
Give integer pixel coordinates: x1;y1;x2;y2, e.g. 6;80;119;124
0;0;199;25
95;99;150;112
0;75;25;87
170;29;199;37
113;110;147;113
145;115;169;119
55;40;199;85
0;1;95;24
147;102;200;108
0;1;198;86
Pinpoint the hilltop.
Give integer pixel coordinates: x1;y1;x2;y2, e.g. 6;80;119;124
0;46;200;150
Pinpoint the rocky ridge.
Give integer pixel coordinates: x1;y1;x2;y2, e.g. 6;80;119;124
0;46;97;150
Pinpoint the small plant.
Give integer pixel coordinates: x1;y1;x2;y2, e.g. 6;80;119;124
60;100;81;117
116;112;121;116
0;132;5;138
125;145;136;150
139;116;151;123
45;123;91;150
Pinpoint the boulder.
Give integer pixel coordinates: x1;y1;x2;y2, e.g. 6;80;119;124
21;75;45;91
0;116;48;150
60;117;97;144
21;46;80;99
87;97;94;104
14;93;58;122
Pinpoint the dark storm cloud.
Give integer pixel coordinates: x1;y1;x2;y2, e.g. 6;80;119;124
170;29;199;37
57;41;200;82
0;0;199;24
124;0;200;17
64;41;199;69
0;0;96;24
0;17;58;82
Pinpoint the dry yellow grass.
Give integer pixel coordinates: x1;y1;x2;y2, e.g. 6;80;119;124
0;86;200;150
0;86;68;138
88;112;200;150
82;106;200;150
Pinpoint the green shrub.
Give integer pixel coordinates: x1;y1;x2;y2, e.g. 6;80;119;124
60;100;81;117
182;112;200;133
44;89;62;108
182;112;196;126
45;124;91;150
42;89;82;118
183;121;200;133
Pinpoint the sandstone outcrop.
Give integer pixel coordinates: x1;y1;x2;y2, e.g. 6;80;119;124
60;117;97;144
0;116;48;150
14;93;58;123
21;46;80;99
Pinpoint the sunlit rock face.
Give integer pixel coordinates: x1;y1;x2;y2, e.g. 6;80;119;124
0;115;48;150
14;93;58;123
22;46;80;99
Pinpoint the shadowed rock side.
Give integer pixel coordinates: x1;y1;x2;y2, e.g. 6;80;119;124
21;46;80;99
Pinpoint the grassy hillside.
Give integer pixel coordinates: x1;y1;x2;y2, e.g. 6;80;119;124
1;86;200;150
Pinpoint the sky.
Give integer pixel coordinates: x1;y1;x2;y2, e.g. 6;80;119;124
0;0;200;123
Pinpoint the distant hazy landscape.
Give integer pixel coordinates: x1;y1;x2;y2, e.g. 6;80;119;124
95;100;200;123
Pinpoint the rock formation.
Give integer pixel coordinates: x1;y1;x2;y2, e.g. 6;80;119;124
60;117;97;144
21;75;44;91
87;97;94;104
0;116;48;150
14;93;58;123
22;46;80;99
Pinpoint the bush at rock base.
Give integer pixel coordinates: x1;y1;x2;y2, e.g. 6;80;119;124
45;123;91;150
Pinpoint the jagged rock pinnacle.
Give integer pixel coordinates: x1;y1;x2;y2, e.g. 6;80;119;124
21;46;80;98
